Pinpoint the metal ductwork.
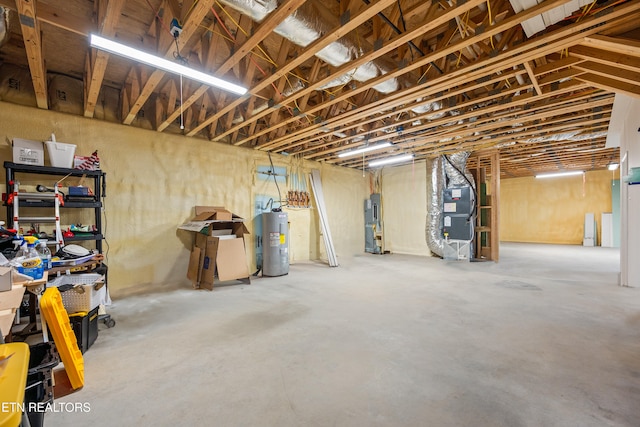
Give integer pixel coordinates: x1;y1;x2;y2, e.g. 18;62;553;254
425;152;475;258
217;0;401;94
425;156;446;257
443;151;474;187
411;100;446;120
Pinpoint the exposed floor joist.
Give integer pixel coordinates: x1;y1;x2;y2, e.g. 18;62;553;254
0;0;638;177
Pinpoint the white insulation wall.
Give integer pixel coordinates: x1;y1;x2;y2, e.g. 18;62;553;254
381;160;430;256
0;102;368;295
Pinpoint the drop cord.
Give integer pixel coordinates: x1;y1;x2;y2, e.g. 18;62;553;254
268;152;283;210
180;74;184;130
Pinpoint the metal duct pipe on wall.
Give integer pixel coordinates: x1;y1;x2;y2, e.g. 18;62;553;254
425;156;446;257
425;152;475;257
443;151;475;188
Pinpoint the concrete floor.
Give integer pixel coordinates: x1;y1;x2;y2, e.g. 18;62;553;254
47;243;640;426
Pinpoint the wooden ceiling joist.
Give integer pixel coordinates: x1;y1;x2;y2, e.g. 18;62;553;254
581;35;640;57
84;0;126;118
186;0;404;137
0;0;637;177
16;0;47;109
224;0;512;145
270;0;636;159
570;46;640;73
244;0;631;152
156;0;309;132
575;73;640;98
122;0;217;125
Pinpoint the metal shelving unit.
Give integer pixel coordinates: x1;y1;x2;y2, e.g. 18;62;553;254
4;161;106;253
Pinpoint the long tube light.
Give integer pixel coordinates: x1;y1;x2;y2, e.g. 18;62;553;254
337;142;392;158
369;154;414;167
608;163;619;171
535;171;584;179
90;34;247;95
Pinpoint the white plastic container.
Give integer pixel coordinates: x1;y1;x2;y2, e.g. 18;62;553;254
48;273;107;312
45;141;76;168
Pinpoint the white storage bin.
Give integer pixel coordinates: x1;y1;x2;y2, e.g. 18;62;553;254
45;141;76;168
13;138;44;166
48;273;107;312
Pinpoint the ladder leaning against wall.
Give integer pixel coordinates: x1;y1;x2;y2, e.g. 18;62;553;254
11;180;64;251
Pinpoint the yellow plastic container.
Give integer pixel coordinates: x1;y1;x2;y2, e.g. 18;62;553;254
0;342;30;427
40;287;84;390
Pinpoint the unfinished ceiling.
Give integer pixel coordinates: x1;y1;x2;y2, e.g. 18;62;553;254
0;0;638;177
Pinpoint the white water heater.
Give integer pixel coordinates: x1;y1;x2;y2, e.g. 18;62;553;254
262;211;289;276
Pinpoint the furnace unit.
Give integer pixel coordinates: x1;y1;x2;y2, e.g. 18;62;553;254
442;186;474;260
365;193;382;254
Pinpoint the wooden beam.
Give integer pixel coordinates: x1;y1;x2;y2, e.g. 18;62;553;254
280;0;637;155
157;0;309;132
532;56;584;75
523;61;542;96
337;90;610;165
16;0;47;109
576;73;640;98
214;0;487;143
573;61;640;86
569;45;640;73
123;0;216;125
186;0;402;137
0;0;93;36
84;0;126;118
242;0;587;150
300;70;529;157
582;35;640;58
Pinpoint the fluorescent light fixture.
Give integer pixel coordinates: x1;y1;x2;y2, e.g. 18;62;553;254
338;142;392;158
90;34;247;95
608;163;619;171
369;154;414;167
535;171;584;179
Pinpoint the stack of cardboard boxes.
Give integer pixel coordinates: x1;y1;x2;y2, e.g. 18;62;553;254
0;268;26;339
178;206;250;290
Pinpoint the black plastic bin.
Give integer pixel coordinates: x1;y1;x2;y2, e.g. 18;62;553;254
69;306;99;353
25;341;60;427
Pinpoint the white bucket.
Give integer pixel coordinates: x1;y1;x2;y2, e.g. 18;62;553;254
45;141;76;168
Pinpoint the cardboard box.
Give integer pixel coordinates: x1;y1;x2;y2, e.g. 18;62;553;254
0;267;12;292
0;284;26;338
12;138;44;166
179;206;250;290
193;205;233;221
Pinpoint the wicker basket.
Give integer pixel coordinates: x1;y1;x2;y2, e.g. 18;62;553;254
48;274;106;313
